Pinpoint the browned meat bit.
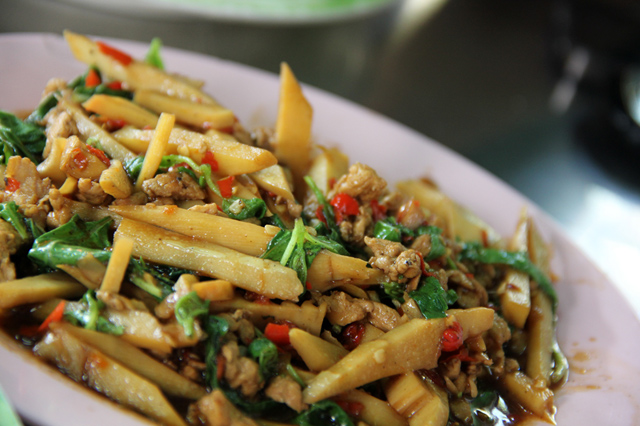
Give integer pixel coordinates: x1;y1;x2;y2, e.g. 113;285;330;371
179;352;207;384
265;375;308;412
42;78;68;98
338;205;373;247
142;171;206;201
110;191;148;206
187;389;259;426
76;178;109;205
485;313;511;376
60;136;108;180
45;109;77;142
47;188;74;227
220;341;263;397
364;237;422;284
319;291;401;332
216;310;256;346
447;270;488;308
396;199;428;230
4;156;51;227
329;163;387;203
0;219;24;282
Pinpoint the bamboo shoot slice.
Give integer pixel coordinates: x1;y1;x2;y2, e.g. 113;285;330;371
115;219;303;301
526;290;554;386
82;94;159;129
302;318;448;404
0;273;85;309
289;328;348;371
53;322;206;399
340;388;408;426
385;372;448;426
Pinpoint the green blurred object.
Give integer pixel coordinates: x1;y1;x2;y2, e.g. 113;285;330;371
0;384;23;426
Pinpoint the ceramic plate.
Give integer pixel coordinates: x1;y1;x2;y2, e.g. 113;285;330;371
1;33;639;426
48;0;400;24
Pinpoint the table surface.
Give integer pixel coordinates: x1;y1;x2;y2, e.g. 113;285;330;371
2;0;639;345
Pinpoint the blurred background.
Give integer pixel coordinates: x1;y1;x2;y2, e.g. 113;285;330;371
1;0;639;315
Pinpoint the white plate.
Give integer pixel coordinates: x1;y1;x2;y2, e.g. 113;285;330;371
1;33;640;426
49;0;400;24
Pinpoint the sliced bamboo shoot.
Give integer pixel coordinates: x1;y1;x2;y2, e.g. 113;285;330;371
209;298;326;336
35;326;187;426
53;322;206;399
115;219;303;301
109;204;273;257
289;328;348;371
306;251;387;291
274;63;312;198
526;290;554;386
135;112;175;189
501;371;555;423
0;273;85;309
302;318;448;404
340;388;408;426
82;94;159;128
385;372;448;426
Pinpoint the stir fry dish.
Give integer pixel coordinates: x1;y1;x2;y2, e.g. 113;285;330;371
0;31;568;426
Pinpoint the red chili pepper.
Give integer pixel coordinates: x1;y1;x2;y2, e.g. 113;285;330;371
264;323;291;346
442;346;475;363
328;177;337;190
87;145;111;167
85;68;101;88
335;400;364;417
5;177;20;192
201;151;219;172
216;354;226;381
315;206;328;226
370;199;387;221
416;252;429;276
38;300;66;332
441;321;463;352
331;193;360;216
71;149;88;170
340;322;365;351
96;41;133;66
106;81;123;90
217;176;235;198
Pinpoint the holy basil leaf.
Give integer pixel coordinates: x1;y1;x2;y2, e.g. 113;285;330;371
382;281;405;303
127;258;189;300
223;197;267;220
294;400;355;426
373;219;402;242
409;276;458;319
123;155;145;180
145;37;165;70
175;291;209;337
26;93;58;124
415;225;447;260
458;242;557;309
28;216;113;269
0;111;46;165
64;290;123;335
0;201;29;240
248;337;279;380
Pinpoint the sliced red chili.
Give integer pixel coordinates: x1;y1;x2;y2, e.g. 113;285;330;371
85;68;101;88
86;145;110;167
106;80;123;90
335;400;364;417
217;176;235;198
339;322;365;351
264;323;291;346
201;151;219;172
441;321;463;352
315;206;328;226
370;199;387;221
38;300;66;332
331;193;359;216
5;177;20;192
96;41;133;66
244;291;272;305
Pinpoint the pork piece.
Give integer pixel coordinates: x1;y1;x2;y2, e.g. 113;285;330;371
319;291;401;332
364;237;422;284
447;270;488;308
485;313;511;375
42;78;67;98
45;108;77;143
265;375;308;412
142;171;206;201
338;205;373;247
47;188;74;228
220;341;263;397
187;390;259;426
329;163;387;203
396;199;428;230
76;178;109;205
251;127;275;151
0;220;24;282
3;156;51;227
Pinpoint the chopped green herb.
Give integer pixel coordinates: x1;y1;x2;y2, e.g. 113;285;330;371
408;276;458;319
175;291;209;337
